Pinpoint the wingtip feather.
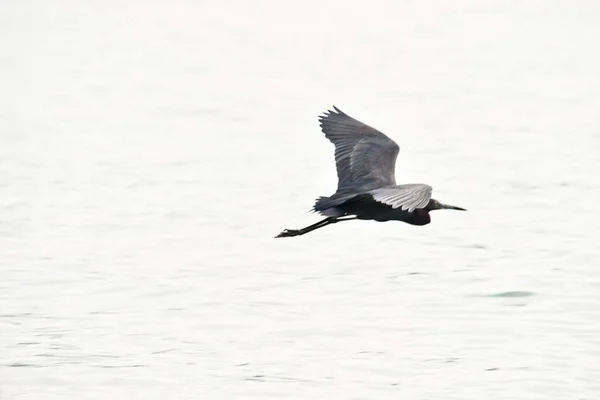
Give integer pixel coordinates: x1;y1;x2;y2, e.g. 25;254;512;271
319;106;345;118
332;105;345;115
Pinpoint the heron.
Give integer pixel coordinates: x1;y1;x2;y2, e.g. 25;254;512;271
275;106;466;238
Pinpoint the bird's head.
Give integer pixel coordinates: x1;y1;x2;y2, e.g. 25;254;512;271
429;199;467;211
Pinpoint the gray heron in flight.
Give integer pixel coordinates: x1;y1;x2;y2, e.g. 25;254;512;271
276;106;466;238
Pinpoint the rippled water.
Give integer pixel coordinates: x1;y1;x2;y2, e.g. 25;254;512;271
2;1;600;398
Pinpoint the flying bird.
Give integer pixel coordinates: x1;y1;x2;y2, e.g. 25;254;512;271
276;106;466;238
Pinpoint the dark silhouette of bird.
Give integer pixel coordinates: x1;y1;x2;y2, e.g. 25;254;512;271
276;106;466;238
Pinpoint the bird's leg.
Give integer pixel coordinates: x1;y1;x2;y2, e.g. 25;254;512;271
275;216;357;238
276;217;333;238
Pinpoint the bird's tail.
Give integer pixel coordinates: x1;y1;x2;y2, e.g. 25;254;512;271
312;196;345;217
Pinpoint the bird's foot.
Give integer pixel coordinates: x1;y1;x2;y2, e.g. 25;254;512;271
275;229;302;238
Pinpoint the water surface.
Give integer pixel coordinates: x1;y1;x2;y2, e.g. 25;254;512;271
2;1;600;399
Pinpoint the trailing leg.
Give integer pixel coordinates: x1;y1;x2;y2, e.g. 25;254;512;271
275;216;356;238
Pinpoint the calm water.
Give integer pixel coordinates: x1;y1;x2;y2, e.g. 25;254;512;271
2;1;600;399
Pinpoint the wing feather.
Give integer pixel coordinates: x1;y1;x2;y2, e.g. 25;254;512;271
319;106;400;192
369;184;432;212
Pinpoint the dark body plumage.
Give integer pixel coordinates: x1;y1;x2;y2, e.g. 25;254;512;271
276;106;465;238
339;194;433;225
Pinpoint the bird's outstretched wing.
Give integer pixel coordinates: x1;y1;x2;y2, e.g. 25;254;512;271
319;106;400;192
369;184;432;212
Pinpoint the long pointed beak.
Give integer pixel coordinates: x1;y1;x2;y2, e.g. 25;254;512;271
439;203;467;211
